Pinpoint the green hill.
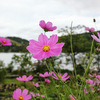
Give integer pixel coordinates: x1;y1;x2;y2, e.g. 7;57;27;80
0;32;99;53
58;32;98;53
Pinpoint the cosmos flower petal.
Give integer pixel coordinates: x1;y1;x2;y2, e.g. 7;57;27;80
22;89;28;96
97;32;100;39
49;26;57;31
39;73;45;77
91;35;100;42
38;33;48;45
46;22;52;29
14;88;21;98
25;94;32;100
47;34;58;46
33;50;44;60
26;46;41;54
51;43;64;49
50;48;62;56
62;73;68;78
62;76;70;81
90;28;95;32
29;40;41;47
85;27;89;31
39;20;46;28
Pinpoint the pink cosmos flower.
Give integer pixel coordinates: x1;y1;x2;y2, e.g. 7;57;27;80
69;95;76;100
95;75;100;80
26;33;64;60
52;72;70;82
86;79;93;84
39;72;52;77
16;75;33;81
0;37;12;46
85;27;95;32
45;78;51;83
12;88;31;100
32;82;40;87
91;32;100;42
39;20;57;32
94;78;100;85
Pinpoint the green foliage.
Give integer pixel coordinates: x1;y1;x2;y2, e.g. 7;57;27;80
6;62;14;73
58;33;97;53
0;68;7;83
0;60;7;83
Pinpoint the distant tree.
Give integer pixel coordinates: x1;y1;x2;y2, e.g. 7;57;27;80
11;53;33;75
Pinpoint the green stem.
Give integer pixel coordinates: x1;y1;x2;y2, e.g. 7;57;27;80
90;39;94;57
84;39;95;76
84;52;95;76
70;22;77;79
47;58;75;97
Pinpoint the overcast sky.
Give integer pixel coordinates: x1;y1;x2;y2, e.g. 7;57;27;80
0;0;100;40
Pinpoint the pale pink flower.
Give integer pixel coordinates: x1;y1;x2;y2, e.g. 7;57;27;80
32;82;40;87
69;95;76;100
85;27;95;32
89;73;93;77
41;95;45;97
94;78;100;85
30;92;45;98
36;93;45;98
39;72;52;77
84;86;88;94
96;75;100;80
45;78;51;83
97;88;100;91
86;79;93;84
91;32;100;42
93;73;97;77
26;33;64;60
39;20;57;32
12;88;31;100
36;93;40;96
16;75;33;81
30;92;36;97
0;37;12;46
97;48;100;51
52;72;70;82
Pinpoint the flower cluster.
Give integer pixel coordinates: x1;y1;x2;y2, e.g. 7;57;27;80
84;73;100;94
12;20;66;100
26;20;64;60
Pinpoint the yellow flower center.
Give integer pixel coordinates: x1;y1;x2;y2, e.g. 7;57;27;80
2;41;6;43
58;75;62;79
42;45;50;52
23;78;26;80
71;99;74;100
19;96;23;100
